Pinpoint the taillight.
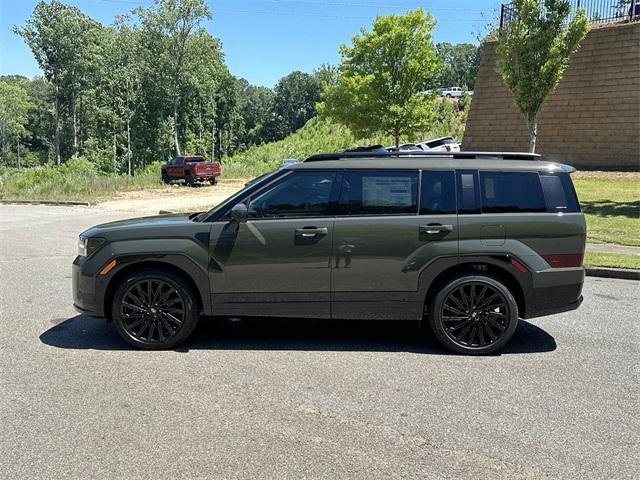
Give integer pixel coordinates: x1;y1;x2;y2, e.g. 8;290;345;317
542;254;583;268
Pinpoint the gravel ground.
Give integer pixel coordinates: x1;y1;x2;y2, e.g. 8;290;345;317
1;205;638;480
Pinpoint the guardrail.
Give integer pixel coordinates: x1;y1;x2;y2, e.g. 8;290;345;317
500;0;640;28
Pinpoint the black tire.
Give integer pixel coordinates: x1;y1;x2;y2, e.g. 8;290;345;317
209;177;218;185
186;175;194;187
161;171;170;184
428;274;518;355
111;269;200;350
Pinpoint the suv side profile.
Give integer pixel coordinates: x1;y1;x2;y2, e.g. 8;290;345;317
73;151;585;355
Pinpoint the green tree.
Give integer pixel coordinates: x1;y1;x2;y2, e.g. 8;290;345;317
433;43;479;89
0;81;33;166
137;0;211;156
319;8;440;149
268;71;321;140
15;0;103;163
497;0;588;152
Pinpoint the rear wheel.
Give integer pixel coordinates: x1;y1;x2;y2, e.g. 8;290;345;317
209;177;218;185
111;270;200;350
186;175;195;187
428;274;518;355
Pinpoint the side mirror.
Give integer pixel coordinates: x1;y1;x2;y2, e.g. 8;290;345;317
230;203;248;223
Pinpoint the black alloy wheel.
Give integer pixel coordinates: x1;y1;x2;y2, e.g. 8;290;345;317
429;275;518;355
112;270;199;349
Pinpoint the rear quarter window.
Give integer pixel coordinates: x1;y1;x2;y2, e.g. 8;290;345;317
539;173;580;213
480;171;546;213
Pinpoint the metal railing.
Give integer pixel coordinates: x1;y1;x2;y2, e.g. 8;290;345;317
500;0;640;28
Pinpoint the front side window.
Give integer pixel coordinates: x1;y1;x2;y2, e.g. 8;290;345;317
480;171;546;213
341;170;418;215
247;171;336;218
420;171;456;215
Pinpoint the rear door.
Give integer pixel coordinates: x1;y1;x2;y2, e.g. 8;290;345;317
331;169;458;320
168;157;184;178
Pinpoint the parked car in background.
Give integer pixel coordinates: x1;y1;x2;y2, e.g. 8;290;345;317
440;86;463;98
386;143;423;152
161;155;221;187
418;137;461;152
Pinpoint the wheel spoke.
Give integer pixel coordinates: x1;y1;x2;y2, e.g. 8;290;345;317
119;279;186;344
440;281;510;349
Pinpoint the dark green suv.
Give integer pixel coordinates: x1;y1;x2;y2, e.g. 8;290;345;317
73;151;586;354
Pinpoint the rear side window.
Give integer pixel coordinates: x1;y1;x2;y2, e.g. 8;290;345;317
540;173;580;213
420;171;456;215
341;170;418;215
480;171;546;213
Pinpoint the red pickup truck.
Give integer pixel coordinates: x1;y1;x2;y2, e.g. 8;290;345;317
161;155;221;186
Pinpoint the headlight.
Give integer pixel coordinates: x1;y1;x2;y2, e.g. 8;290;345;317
78;235;105;257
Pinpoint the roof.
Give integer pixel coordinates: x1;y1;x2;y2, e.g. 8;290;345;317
290;151;575;173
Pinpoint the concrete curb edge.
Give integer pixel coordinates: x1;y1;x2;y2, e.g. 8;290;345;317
585;267;640;281
0;199;91;207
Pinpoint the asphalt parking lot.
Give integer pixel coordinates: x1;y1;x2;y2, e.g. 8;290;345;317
1;204;638;479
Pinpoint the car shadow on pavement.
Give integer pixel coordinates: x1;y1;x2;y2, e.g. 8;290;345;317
40;315;556;355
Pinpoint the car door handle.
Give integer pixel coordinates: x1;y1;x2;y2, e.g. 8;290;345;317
420;224;454;234
295;227;328;237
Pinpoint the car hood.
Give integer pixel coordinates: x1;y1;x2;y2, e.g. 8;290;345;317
82;213;196;237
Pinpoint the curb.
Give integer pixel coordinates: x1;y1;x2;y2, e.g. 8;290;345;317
0;199;91;206
585;267;640;281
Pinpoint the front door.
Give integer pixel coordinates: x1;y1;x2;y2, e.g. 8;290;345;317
209;170;337;318
331;170;458;320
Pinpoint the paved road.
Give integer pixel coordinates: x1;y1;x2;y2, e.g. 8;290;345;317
1;205;638;479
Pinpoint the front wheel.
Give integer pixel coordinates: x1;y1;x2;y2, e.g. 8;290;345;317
161;171;170;184
428;275;518;355
111;270;200;350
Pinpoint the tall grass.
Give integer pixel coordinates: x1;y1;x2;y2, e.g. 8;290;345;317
0;157;163;202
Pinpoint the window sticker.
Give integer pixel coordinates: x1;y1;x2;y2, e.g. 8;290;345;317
362;176;413;207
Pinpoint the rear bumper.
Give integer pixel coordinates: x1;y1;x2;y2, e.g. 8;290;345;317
523;267;585;319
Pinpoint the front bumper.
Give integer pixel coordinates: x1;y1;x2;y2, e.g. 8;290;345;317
72;256;104;317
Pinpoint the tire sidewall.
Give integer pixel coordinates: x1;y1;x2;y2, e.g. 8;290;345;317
112;270;199;350
429;274;519;355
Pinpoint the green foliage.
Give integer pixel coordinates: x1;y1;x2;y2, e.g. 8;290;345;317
432;43;480;89
0;80;33;164
497;0;589;152
319;8;440;148
0;157;162;201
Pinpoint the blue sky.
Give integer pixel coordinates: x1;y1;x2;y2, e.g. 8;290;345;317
0;0;501;87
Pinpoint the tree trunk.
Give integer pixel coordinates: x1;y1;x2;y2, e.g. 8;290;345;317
199;98;203;143
527;114;538;153
394;127;400;151
72;96;78;154
127;117;132;176
113;131;117;172
173;96;181;155
17;140;20;168
210;94;216;161
55;83;61;165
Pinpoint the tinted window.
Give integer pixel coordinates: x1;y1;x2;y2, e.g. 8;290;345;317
420;171;456;215
341;171;418;215
540;173;580;213
185;156;204;163
457;171;480;214
247;171;336;218
480;171;546;213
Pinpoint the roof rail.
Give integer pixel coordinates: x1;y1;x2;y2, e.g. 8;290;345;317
303;151;542;162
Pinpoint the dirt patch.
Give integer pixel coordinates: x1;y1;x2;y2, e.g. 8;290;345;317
96;178;248;214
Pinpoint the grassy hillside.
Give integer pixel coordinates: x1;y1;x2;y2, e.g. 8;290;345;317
221;118;387;178
222;112;466;178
